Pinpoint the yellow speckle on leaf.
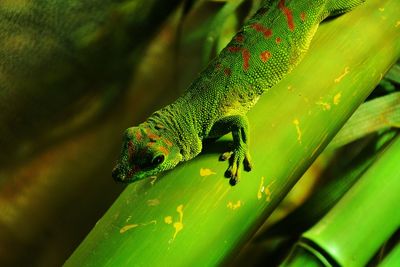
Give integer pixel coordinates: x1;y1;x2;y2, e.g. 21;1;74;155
257;176;275;202
293;119;302;144
334;67;350;83
227;200;242;210
150;176;158;185
396;21;400;28
264;180;276;202
120;224;139;234
333;93;342;105
147;199;160;206
119;220;156;234
378;7;384;12
258;176;265;200
316;101;331;111
200;168;216;176
164;216;173;224
172;205;184;241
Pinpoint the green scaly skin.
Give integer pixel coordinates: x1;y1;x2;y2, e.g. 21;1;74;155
112;0;365;185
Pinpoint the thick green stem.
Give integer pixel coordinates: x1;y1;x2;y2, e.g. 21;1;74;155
283;135;400;266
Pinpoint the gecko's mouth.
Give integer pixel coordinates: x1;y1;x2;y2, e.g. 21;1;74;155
112;165;132;183
112;164;144;183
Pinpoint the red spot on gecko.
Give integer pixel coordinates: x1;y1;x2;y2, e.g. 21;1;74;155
228;46;241;53
300;12;306;22
235;34;244;43
251;23;272;38
276;37;282;44
163;138;172;147
278;0;295;31
163;138;173;147
145;128;160;141
224;68;232;76
215;63;222;70
260;51;271;63
147;142;156;147
135;131;142;141
242;49;250;71
159;146;170;156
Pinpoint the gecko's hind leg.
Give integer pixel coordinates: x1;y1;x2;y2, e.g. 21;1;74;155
210;115;253;185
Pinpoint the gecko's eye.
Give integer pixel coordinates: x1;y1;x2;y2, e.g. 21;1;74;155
152;155;165;165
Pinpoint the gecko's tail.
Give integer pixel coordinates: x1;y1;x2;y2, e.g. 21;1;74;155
325;0;366;17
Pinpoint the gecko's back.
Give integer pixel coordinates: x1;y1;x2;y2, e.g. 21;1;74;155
181;0;364;136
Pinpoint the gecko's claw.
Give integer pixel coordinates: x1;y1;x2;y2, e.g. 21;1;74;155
221;146;252;185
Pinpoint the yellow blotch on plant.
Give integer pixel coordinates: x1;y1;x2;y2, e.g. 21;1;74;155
334;92;342;105
334;66;350;83
293;119;302;144
316;100;331;111
164;205;184;242
257;176;276;202
164;216;173;224
119;220;157;234
227;200;242;210
200;168;216;176
172;205;184;241
147;199;160;206
119;224;139;234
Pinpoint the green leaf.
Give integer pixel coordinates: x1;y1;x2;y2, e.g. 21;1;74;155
385;63;400;84
283;135;400;266
329;92;400;148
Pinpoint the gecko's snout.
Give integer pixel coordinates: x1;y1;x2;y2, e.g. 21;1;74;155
112;166;126;183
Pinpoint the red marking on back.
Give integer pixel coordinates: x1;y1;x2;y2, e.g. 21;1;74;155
242;49;250;71
163;138;173;147
224;68;232;76
300;12;306;22
235;34;244;43
251;23;272;38
276;37;282;44
278;0;295;31
260;51;271;63
159;146;170;156
228;46;242;52
135;131;142;141
145;128;160;141
215;63;222;70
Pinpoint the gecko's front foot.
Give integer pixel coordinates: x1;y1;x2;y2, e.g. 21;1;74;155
220;145;252;185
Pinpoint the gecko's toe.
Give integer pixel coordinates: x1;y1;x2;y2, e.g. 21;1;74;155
224;168;232;178
221;148;248;185
244;163;252;172
229;177;238;186
244;154;253;172
220;151;233;161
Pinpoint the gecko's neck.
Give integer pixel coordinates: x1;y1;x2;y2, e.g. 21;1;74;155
146;100;202;161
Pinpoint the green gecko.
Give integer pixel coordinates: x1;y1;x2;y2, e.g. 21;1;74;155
112;0;365;185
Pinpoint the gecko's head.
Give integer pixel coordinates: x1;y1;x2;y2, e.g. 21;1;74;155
112;124;182;183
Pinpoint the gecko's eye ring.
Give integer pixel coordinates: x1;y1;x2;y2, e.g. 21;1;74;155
152;155;165;165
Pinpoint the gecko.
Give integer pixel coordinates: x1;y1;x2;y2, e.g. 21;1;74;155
112;0;365;186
